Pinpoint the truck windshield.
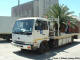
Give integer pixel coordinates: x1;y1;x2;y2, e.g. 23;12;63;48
12;19;34;35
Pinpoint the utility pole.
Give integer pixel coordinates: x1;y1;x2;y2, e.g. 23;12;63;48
18;0;20;17
79;13;80;18
18;0;20;6
58;16;60;36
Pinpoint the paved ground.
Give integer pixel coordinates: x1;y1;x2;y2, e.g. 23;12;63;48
0;36;80;60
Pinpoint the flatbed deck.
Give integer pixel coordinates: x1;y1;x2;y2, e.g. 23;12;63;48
50;33;79;40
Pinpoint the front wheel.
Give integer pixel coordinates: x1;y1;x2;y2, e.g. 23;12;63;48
38;42;49;54
21;49;27;52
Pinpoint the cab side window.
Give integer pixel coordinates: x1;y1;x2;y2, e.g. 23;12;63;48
42;21;48;30
35;20;48;30
35;20;42;30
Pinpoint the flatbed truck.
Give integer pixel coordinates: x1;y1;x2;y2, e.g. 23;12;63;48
11;17;78;53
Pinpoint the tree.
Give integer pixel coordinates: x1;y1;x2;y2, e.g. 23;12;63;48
45;4;78;32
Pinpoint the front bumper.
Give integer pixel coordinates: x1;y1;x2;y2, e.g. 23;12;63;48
11;42;32;50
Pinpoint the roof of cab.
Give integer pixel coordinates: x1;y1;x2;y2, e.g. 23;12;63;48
18;17;49;21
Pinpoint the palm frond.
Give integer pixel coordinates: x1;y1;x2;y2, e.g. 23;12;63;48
45;4;78;30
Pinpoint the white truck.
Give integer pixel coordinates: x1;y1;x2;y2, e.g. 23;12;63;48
12;17;78;53
0;16;16;40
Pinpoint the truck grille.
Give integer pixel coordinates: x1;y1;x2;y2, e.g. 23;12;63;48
14;41;25;45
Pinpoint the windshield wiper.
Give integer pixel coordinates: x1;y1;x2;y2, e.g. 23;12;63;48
13;31;32;35
25;32;32;35
12;32;22;34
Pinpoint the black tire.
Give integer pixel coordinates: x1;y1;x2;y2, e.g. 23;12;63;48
6;38;11;42
21;49;26;52
38;42;49;54
6;38;10;41
48;41;54;49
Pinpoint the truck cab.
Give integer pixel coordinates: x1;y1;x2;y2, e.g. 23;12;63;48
12;17;49;50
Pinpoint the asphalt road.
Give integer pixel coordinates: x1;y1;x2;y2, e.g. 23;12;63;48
0;36;80;60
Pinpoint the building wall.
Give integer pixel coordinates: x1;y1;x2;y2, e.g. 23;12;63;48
39;0;58;17
11;0;58;17
11;1;34;17
33;0;39;17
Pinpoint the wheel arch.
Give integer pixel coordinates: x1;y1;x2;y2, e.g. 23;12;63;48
38;40;49;48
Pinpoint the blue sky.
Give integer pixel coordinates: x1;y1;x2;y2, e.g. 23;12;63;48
0;0;32;16
0;0;80;17
59;0;80;17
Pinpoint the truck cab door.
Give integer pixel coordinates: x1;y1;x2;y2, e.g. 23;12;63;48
33;20;49;43
33;20;43;42
41;21;49;41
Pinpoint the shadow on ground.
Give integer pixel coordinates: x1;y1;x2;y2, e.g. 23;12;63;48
0;39;11;43
13;41;80;60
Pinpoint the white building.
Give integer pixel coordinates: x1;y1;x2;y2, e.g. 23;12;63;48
11;0;58;17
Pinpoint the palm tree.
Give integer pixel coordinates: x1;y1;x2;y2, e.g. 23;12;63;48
45;4;78;32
